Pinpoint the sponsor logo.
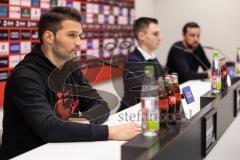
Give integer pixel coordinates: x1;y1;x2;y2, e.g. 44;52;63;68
0;20;7;27
93;4;99;14
86;13;93;23
109;15;114;24
9;55;21;68
0;30;8;40
20;42;31;54
10;0;20;5
21;30;31;40
73;1;80;11
87;39;93;49
80;39;87;50
21;0;31;6
10;30;20;40
98;14;104;24
104;15;109;23
40;0;50;9
31;8;41;20
103;5;110;15
19;21;27;27
122;8;128;16
0;71;8;82
30;21;38;27
50;0;57;7
92;39;99;49
0;42;9;55
9;6;21;19
0;6;8;17
99;5;104;14
66;1;73;7
57;0;66;7
0;57;8;68
10;42;20;54
81;13;86;23
32;0;40;7
21;8;30;18
81;3;86;12
86;3;93;13
32;30;39;40
6;20;14;27
14;20;20;27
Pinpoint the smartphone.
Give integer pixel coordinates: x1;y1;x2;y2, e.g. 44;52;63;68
182;86;195;104
227;67;235;79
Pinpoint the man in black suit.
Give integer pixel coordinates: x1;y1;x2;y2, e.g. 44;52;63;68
118;17;165;112
166;22;211;84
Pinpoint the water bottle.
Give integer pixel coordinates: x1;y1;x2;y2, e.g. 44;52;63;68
141;65;159;137
211;51;221;94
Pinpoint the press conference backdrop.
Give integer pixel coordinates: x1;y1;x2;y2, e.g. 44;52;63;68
0;0;135;106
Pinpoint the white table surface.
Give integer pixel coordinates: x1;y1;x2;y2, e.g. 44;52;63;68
13;80;239;160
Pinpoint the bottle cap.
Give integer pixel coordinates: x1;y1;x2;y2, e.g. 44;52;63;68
212;51;220;57
144;65;154;75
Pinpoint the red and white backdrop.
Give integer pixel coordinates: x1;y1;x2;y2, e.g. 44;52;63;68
0;0;135;106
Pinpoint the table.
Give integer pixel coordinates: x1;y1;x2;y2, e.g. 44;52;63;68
13;80;239;160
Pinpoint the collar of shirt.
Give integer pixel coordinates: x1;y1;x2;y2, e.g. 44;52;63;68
137;46;156;61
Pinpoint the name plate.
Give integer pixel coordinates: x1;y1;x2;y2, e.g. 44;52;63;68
202;108;217;157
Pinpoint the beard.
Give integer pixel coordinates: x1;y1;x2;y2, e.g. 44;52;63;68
186;41;199;50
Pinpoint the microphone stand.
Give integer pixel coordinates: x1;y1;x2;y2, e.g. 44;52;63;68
173;45;210;70
203;45;233;62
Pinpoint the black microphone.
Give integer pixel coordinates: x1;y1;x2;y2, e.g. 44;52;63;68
203;45;233;61
173;45;210;70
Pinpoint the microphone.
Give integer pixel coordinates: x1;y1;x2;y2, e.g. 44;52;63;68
203;45;233;61
99;56;169;75
173;45;210;70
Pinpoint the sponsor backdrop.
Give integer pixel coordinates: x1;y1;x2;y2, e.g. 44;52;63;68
0;0;135;106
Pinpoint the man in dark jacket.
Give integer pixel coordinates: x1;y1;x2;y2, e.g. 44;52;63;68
166;22;211;84
119;17;166;112
0;7;141;159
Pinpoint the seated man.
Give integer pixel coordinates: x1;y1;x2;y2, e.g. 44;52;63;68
166;22;211;84
0;7;141;159
119;17;166;112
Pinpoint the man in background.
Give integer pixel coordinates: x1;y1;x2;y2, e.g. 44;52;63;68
166;22;211;84
119;17;165;112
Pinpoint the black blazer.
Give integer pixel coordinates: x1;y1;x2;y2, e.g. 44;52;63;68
118;48;165;112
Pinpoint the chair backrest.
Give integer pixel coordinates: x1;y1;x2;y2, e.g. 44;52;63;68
97;90;119;114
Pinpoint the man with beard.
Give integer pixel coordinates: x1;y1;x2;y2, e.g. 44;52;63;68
166;22;211;84
0;7;141;160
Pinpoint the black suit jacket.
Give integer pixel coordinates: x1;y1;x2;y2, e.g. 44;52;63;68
118;48;165;111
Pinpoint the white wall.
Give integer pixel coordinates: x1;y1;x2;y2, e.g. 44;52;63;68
135;0;240;65
135;0;156;18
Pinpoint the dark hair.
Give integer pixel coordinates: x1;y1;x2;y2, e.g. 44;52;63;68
38;6;82;44
183;22;200;35
133;17;158;40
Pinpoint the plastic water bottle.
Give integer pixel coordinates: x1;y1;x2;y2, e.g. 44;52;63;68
211;51;221;94
141;65;159;137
